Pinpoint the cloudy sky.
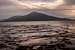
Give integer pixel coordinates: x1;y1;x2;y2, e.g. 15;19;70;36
0;0;75;19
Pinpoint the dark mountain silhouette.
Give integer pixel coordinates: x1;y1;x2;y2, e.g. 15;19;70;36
1;12;74;21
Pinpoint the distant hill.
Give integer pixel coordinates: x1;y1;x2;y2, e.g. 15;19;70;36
1;12;74;22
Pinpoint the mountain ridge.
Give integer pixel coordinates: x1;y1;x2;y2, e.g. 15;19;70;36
1;12;74;22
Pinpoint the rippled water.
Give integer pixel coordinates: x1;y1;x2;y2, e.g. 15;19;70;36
0;21;75;50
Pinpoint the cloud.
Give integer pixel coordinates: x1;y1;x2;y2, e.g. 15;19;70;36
0;0;13;6
64;0;75;5
0;0;75;19
10;0;65;10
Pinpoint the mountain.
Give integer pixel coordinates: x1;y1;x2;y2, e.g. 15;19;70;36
2;12;73;21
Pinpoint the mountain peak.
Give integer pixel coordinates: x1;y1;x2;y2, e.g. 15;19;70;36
27;11;49;16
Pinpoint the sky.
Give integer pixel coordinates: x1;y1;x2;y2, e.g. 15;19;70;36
0;0;75;19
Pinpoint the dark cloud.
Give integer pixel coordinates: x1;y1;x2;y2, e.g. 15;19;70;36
64;0;75;5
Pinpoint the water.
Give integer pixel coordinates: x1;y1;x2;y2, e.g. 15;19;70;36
0;21;75;50
0;21;64;26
